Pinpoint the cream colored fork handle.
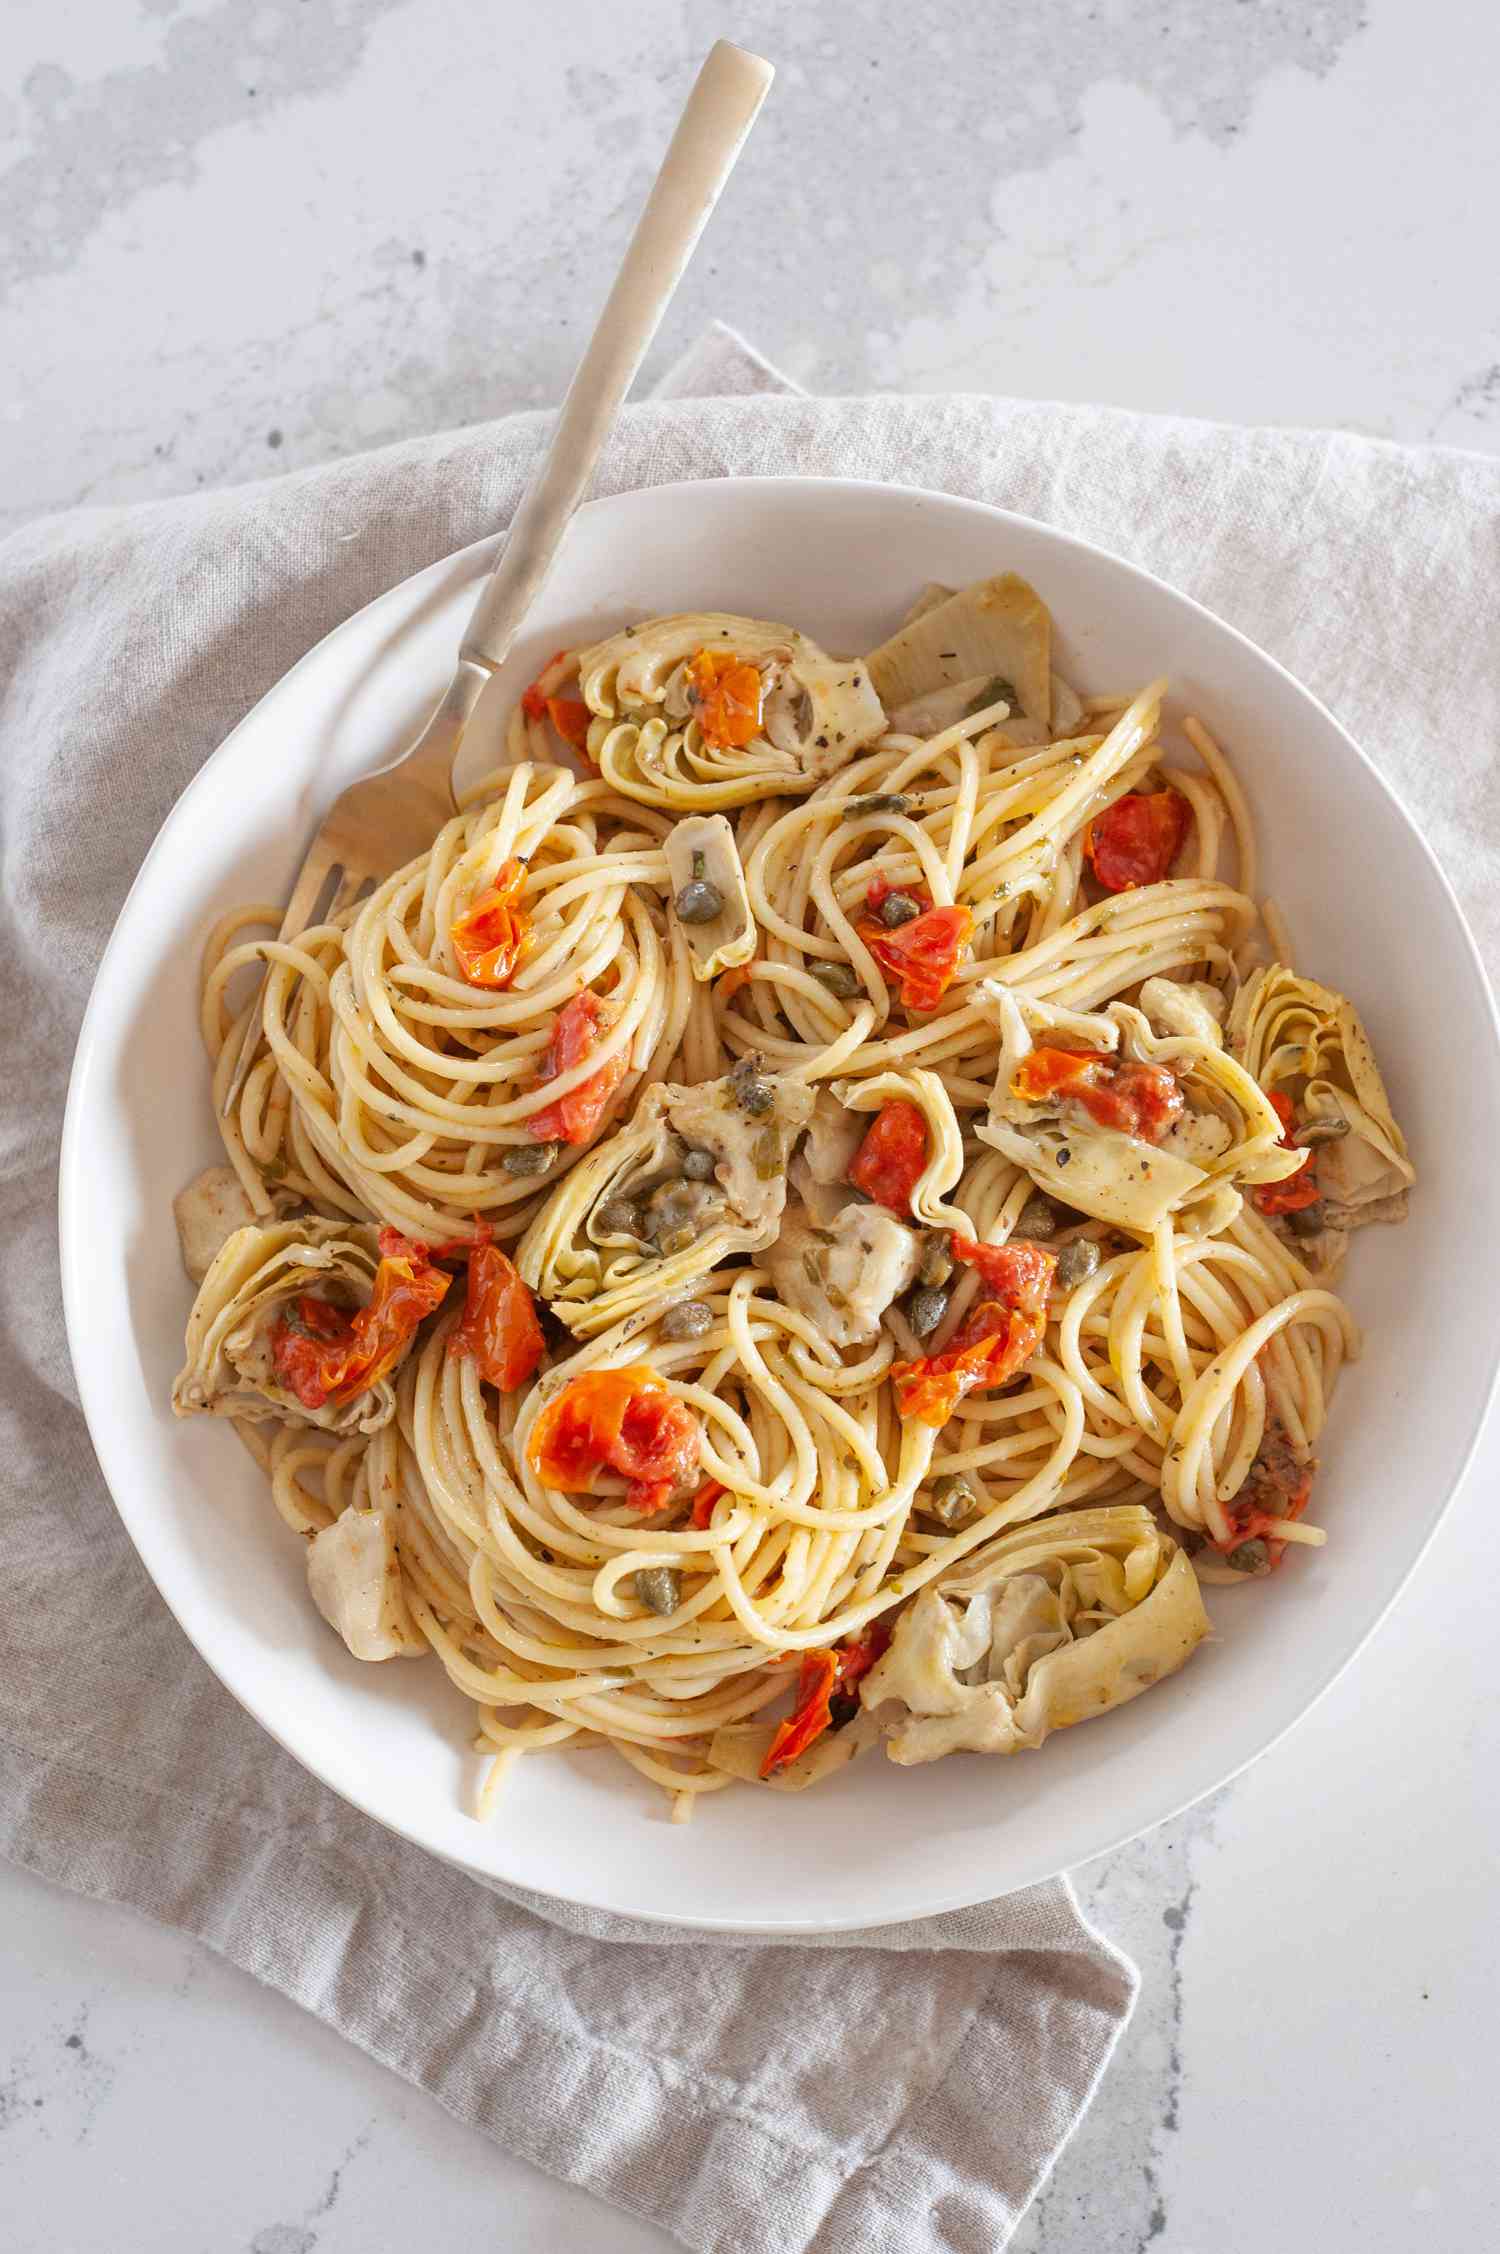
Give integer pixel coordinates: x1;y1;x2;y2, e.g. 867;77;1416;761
460;39;774;673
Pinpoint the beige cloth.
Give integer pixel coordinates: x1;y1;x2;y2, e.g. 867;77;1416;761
4;323;1496;2251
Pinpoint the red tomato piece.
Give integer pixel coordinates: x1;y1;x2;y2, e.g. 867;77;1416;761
848;1100;928;1214
1084;788;1191;892
855;875;974;1012
527;990;628;1146
690;1478;726;1530
891;1297;1047;1428
450;857;531;990
758;1621;893;1779
613;1386;702;1514
949;1234;1057;1315
1214;1423;1314;1568
271;1233;450;1410
295;1294;354;1343
684;649;764;749
449;1241;544;1392
1252;1090;1321;1215
1010;1046;1184;1145
545;696;593;750
527;1366;701;1514
521;650;570;721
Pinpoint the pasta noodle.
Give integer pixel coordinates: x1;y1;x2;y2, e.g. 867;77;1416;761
172;573;1412;1819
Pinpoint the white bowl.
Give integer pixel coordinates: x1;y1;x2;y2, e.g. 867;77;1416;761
60;478;1500;1932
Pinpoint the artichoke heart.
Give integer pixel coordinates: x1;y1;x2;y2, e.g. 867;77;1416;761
664;812;757;981
1228;965;1415;1230
765;1198;922;1350
576;611;886;811
974;983;1297;1233
171;1219;400;1435
865;573;1052;729
173;1163;258;1281
515;1065;815;1337
861;1506;1207;1765
306;1505;425;1662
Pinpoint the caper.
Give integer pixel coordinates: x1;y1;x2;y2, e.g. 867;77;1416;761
596;1197;643;1237
810;961;862;999
924;1472;979;1529
907;1285;949;1339
753;1126;784;1182
1017;1192;1060;1238
503;1141;558;1178
1225;1539;1269;1574
674;878;724;925
1292;1116;1350;1149
634;1566;682;1615
917;1234;954;1288
661;1299;714;1341
1287;1200;1326;1239
729;1053;774;1116
644;1179;716;1246
845;792;913;817
681;1145;717;1181
877;890;922;929
1055;1238;1102;1289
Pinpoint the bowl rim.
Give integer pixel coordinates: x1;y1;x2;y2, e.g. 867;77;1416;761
59;473;1500;1931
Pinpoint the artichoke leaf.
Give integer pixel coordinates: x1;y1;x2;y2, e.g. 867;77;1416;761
664;813;757;981
862;1505;1206;1766
171;1219;399;1435
576;611;886;811
865;574;1052;728
516;1067;814;1337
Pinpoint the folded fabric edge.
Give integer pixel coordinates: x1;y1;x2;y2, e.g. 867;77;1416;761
11;331;1497;566
799;1931;1138;2252
0;1732;1135;2254
0;320;799;557
650;320;802;401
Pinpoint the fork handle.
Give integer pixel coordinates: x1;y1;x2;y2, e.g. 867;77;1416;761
459;40;774;674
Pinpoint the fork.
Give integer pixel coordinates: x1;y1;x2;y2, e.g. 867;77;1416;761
219;38;775;1117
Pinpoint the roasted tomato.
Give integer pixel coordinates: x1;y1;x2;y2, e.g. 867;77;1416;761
855;875;974;1012
544;696;592;749
527;1366;701;1514
848;1099;928;1215
1252;1091;1321;1216
450;857;531;990
271;1229;450;1410
527;990;628;1146
1214;1423;1315;1570
949;1234;1057;1315
521;650;570;720
449;1239;544;1391
891;1297;1047;1428
1083;788;1191;892
1010;1046;1185;1144
690;1477;726;1530
759;1621;893;1778
684;649;764;749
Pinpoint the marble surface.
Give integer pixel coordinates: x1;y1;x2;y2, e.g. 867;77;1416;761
4;2;1499;2249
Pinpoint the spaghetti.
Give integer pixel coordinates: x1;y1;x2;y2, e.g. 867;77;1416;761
173;574;1412;1818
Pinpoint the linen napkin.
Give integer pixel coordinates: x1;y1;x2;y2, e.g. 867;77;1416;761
2;321;1496;2254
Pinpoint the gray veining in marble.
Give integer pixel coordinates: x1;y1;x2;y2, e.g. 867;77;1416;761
3;0;1498;540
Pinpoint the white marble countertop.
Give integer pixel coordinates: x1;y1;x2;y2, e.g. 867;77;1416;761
5;2;1499;2249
